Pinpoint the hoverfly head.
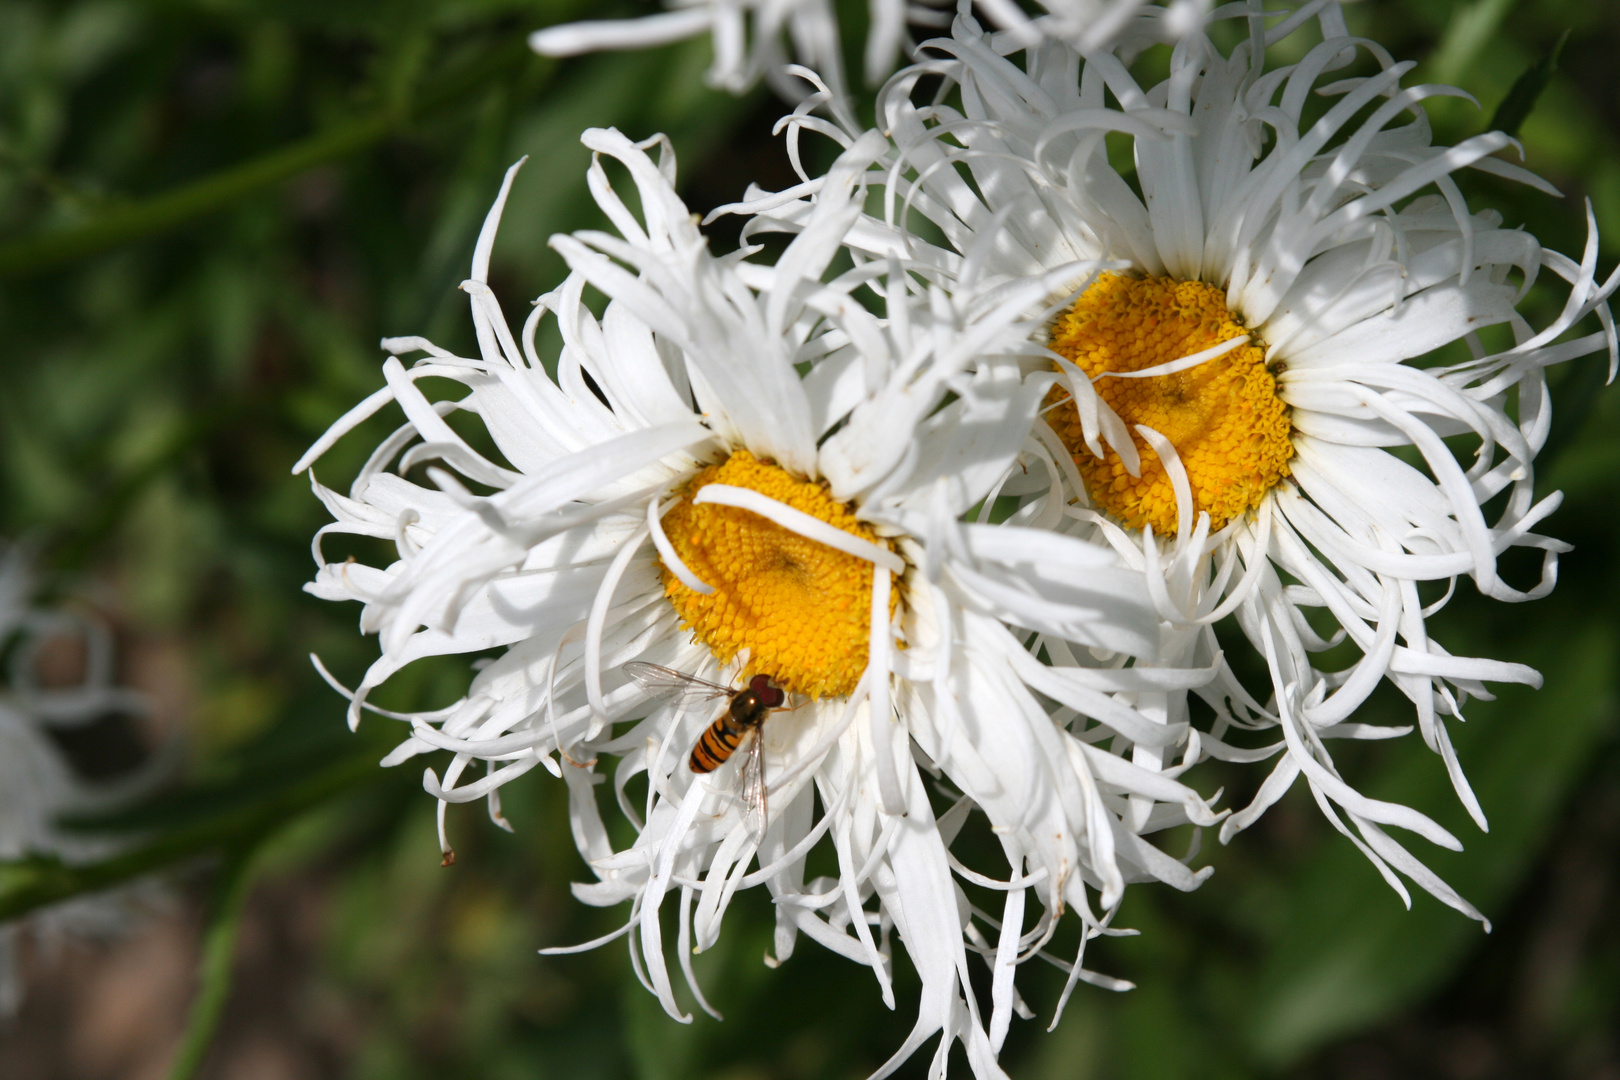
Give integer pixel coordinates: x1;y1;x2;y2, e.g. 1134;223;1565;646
750;674;785;708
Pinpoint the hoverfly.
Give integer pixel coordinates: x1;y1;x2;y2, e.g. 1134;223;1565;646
622;661;790;837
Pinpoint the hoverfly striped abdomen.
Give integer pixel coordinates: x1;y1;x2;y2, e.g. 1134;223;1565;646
690;716;746;774
689;674;785;775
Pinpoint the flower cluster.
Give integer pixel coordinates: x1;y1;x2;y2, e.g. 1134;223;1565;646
0;542;153;1016
303;3;1615;1076
529;0;1209;99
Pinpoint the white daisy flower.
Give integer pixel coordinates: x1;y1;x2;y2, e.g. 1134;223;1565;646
298;127;1230;1073
732;4;1618;922
528;0;1209;99
0;541;152;1016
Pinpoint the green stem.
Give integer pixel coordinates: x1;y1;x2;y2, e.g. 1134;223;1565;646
0;38;545;279
0;749;384;923
165;843;262;1080
0;112;386;278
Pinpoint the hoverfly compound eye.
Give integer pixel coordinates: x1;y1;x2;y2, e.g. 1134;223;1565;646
750;674;785;708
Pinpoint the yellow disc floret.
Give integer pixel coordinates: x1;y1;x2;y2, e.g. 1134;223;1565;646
658;450;897;699
1047;272;1293;534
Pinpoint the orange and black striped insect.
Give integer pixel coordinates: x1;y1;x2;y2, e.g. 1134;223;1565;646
622;662;789;835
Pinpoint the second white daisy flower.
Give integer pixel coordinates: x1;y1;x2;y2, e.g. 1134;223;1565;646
735;4;1618;923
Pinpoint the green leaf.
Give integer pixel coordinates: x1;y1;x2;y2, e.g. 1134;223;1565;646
1242;616;1618;1065
165;844;263;1080
1489;28;1570;138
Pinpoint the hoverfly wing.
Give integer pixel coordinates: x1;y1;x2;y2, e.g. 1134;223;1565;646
622;661;735;705
739;730;769;847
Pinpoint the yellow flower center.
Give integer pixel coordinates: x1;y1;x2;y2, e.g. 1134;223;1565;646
1046;272;1293;534
658;450;897;699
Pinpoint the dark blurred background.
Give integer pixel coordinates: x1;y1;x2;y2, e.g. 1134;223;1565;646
0;1;1617;1077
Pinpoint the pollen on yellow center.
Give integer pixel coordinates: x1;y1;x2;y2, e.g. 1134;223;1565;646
658;450;897;700
1046;272;1294;535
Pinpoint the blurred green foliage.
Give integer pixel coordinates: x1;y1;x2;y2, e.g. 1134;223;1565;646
0;1;1617;1078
